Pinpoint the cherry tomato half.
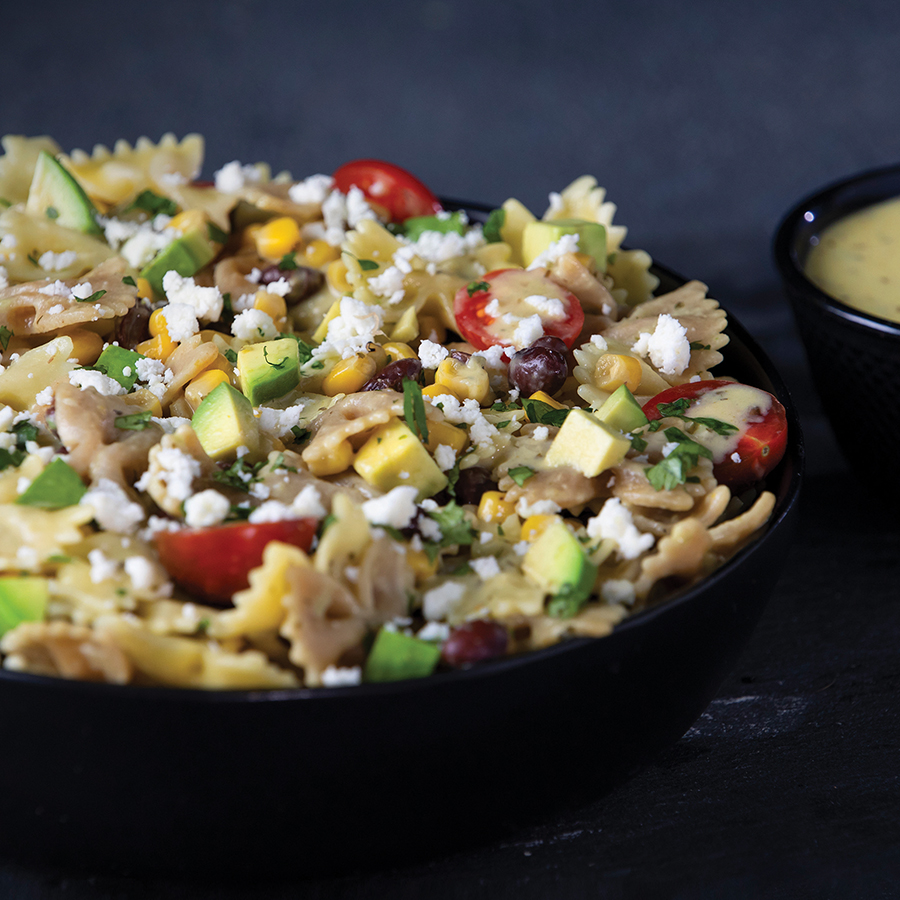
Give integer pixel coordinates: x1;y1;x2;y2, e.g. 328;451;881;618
154;518;317;605
332;159;442;222
453;268;585;352
642;379;788;489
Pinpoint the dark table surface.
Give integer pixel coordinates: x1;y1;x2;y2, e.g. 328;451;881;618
2;1;899;896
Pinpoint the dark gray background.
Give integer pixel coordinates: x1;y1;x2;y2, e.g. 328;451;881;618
2;1;899;896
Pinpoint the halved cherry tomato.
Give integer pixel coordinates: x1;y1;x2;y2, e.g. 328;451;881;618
154;518;317;605
643;379;788;489
332;159;442;221
453;268;585;352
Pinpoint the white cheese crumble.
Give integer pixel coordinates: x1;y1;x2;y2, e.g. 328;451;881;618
88;549;119;585
161;270;224;322
183;489;231;528
515;497;561;519
600;579;636;606
586;498;655;560
321;186;377;245
422;581;466;621
81;478;146;534
231;308;278;342
288;174;334;205
416;621;451;642
631;313;691;376
214;160;265;193
417;339;449;369
406;227;485;263
361;485;419;529
34;386;54;406
434;443;457;472
68;369;126;397
38;249;78;272
526;233;580;270
367;265;406;305
470;556;501;581
160;303;200;343
137;447;200;503
255;404;307;439
313;297;384;360
248;485;327;524
320;665;363;687
123;556;160;593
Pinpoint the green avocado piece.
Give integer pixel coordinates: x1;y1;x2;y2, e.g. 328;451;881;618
94;344;146;391
237;338;301;406
24;151;101;234
403;211;467;241
140;228;217;296
594;384;649;433
191;381;260;462
522;518;597;618
0;576;48;637
521;218;607;272
364;628;441;683
16;458;87;509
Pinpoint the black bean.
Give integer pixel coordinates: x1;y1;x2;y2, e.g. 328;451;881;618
361;358;424;392
259;263;325;303
441;620;509;668
508;346;568;396
453;466;497;506
113;302;151;349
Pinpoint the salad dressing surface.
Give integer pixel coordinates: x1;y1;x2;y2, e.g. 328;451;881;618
805;196;900;323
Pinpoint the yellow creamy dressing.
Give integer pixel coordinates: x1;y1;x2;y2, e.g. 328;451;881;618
687;384;771;462
805;196;900;322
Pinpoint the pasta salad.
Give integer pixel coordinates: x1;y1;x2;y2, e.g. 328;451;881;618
0;135;787;689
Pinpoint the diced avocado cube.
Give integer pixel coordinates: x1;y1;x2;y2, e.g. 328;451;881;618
364;628;441;682
544;408;630;477
403;211;467;241
140;228;217;296
191;381;260;462
237;338;301;406
24;151;101;234
497;197;537;266
522;518;597;617
521;219;607;272
594;385;649;434
95;345;145;391
353;418;448;501
16;458;86;509
0;576;49;637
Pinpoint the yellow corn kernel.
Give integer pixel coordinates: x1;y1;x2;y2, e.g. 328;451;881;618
405;546;439;583
304;239;341;268
166;209;207;234
124;388;163;418
135;277;153;300
184;369;231;412
321;354;377;396
594;353;642;393
382;341;417;362
434;356;491;404
417;315;446;345
478;491;517;524
422;383;460;402
326;259;353;294
306;439;354;477
253;290;288;329
136;332;176;362
62;329;103;365
528;390;566;410
521;514;561;542
255;216;302;260
148;307;168;338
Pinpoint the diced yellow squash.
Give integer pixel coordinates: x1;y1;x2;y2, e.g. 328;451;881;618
544;408;630;477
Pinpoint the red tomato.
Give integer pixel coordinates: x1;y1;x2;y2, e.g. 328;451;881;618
154;519;317;605
453;268;585;352
332;159;442;221
642;379;788;489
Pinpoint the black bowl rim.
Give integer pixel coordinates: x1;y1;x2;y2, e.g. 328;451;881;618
0;202;805;706
773;161;900;336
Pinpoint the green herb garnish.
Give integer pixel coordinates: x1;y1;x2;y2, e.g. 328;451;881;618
466;280;489;297
508;465;535;486
76;289;107;304
114;410;153;431
279;251;298;270
483;208;506;243
263;346;287;369
207;221;228;244
122;275;137;287
0;325;12;351
402;377;429;443
655;398;738;437
522;397;570;428
46;206;59;220
357;258;379;271
644;427;712;491
130;190;178;217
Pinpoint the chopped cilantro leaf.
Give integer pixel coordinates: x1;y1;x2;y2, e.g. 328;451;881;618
483;208;506;243
130;190;178;217
689;341;711;350
122;275;137;287
263;346;287;368
114;411;153;431
290;425;311;444
424;501;475;560
547;583;588;619
508;465;535;486
224;348;238;366
76;289;107;304
402;377;429;443
522;397;569;427
0;325;12;351
46;206;59;220
207;221;228;244
466;280;490;297
357;258;379;271
644;426;712;491
279;251;298;270
213;457;266;491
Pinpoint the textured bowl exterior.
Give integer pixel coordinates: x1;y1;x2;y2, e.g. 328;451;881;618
774;165;900;478
0;215;804;879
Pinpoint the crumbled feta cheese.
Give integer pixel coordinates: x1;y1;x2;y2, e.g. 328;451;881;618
124;556;162;593
81;478;146;534
470;556;501;581
38;279;73;299
320;665;363;687
586;498;655;560
512;313;545;349
416;621;451;642
321;187;377;245
531;425;550;442
290;484;326;518
139;447;200;503
313;297;384;360
590;334;609;352
262;277;291;297
88;549;119;585
255;403;307;439
600;579;636;605
730;452;742;463
214;160;264;193
417;339;449;369
231;308;278;341
38;249;78;272
183;489;231;528
367;265;406;304
407;227;485;263
68;369;126;396
118;221;176;268
526;233;580;270
631;313;691;376
362;485;419;529
515;497;561;519
522;294;566;319
161;270;224;322
434;443;457;472
160;303;200;342
34;386;54;406
422;581;466;621
0;266;7;289
288;174;334;205
70;281;95;301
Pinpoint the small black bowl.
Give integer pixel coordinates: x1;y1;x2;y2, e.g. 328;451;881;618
0;211;804;882
774;165;900;479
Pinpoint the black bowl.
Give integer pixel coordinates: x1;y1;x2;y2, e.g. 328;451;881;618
0;209;804;881
774;165;900;479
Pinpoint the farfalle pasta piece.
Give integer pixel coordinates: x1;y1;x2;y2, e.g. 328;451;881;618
542;175;628;251
354;535;413;623
607;248;659;307
0;504;94;571
634;518;714;600
573;335;670;409
708;491;776;552
0;335;76;410
60;133;204;206
526;603;628;649
0;135;61;206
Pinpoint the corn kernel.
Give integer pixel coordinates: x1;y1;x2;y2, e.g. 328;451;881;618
255;216;302;261
405;547;439;583
382;341;417;362
135;332;176;361
528;390;566;410
478;491;517;524
594;353;642;393
306;439;354;476
326;259;353;294
135;277;153;300
521;514;560;542
422;383;460;402
148;307;168;338
166;209;208;234
124;388;163;418
322;354;377;396
435;356;491;404
253;290;288;329
62;328;103;365
305;239;341;268
185;369;231;412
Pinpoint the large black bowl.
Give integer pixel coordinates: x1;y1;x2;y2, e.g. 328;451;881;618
0;205;804;880
774;165;900;481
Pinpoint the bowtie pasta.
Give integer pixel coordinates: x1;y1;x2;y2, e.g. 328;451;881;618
0;135;787;689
